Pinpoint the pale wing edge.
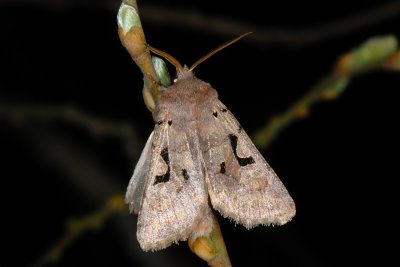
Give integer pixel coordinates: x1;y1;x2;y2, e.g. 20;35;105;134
125;131;154;214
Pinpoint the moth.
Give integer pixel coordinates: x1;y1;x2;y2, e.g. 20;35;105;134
126;34;296;251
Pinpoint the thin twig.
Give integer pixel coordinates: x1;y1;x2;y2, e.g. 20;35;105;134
118;1;232;266
253;35;400;148
31;194;126;267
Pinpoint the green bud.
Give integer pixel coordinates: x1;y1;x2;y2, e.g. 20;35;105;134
152;56;171;87
354;35;398;69
117;2;141;33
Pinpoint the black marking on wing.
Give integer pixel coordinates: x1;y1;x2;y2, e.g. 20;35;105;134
154;147;170;185
228;134;255;166
220;162;226;174
221;108;227;113
213;111;218;117
182;169;189;180
168;120;172;126
157;121;164;125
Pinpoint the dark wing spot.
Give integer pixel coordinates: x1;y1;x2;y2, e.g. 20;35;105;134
220;162;226;174
168;120;172;126
182;169;189;180
213;111;218;117
228;134;255;166
154;147;170;185
157;121;164;125
176;185;183;193
221;108;227;113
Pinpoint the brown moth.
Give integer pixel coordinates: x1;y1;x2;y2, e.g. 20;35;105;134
126;35;296;251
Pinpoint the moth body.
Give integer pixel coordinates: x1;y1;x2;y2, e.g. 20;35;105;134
126;67;295;251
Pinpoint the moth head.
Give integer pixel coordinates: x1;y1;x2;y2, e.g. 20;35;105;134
148;32;252;83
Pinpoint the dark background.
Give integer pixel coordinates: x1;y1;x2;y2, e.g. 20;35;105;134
0;0;396;266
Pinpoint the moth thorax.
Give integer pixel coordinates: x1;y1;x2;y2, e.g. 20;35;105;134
175;67;194;82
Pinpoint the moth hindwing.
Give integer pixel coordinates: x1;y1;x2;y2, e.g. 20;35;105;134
126;68;295;251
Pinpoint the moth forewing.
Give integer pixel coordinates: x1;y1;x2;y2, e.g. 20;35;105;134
201;101;296;228
136;104;210;251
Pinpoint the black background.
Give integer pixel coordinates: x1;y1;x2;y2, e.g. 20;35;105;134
0;0;396;266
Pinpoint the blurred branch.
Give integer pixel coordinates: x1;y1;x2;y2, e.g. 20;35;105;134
253;35;400;148
2;1;400;46
31;194;126;267
0;103;142;158
140;2;400;46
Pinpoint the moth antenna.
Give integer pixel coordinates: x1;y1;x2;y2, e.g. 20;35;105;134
149;45;183;71
189;32;253;72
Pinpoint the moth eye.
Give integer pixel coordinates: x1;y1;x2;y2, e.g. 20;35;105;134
213;111;218;118
168;120;172;126
181;169;189;180
219;162;226;174
228;134;255;166
154;147;171;185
